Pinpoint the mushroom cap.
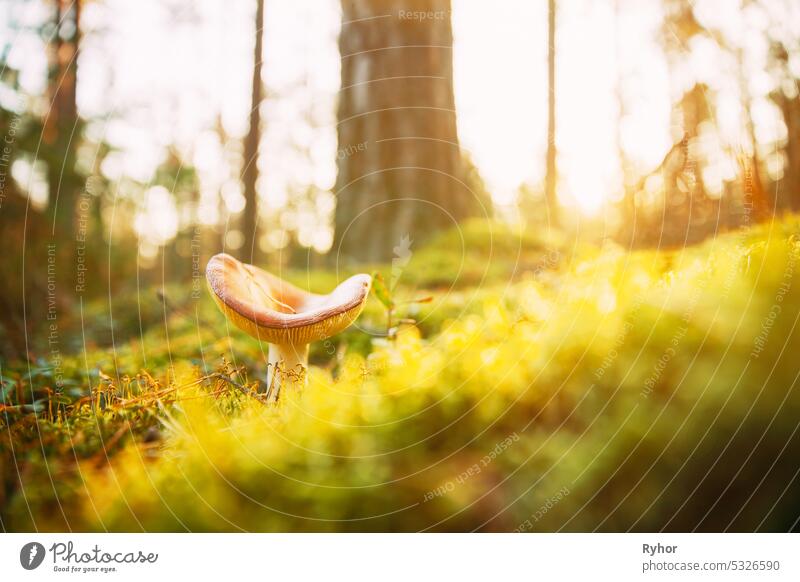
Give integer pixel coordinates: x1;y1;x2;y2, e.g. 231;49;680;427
206;253;371;345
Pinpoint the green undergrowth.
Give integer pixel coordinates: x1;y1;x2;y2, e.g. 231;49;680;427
2;219;800;531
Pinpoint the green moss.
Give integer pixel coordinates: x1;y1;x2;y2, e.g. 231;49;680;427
3;219;800;531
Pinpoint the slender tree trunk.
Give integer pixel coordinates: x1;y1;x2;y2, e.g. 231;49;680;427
334;0;476;263
545;0;559;224
241;0;265;262
45;0;80;241
613;0;635;230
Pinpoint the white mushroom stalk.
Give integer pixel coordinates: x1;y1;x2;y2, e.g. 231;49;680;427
206;253;371;392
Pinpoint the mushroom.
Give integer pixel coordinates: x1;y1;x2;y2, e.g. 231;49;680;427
206;253;371;390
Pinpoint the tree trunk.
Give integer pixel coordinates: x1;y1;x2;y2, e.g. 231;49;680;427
613;0;634;234
544;0;559;224
772;90;800;211
334;0;476;263
44;0;80;241
736;47;770;221
241;0;265;262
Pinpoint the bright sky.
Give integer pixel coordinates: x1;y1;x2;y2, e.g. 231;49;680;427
2;0;798;249
453;0;670;210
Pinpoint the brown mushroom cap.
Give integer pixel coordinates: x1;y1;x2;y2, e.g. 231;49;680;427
206;253;371;345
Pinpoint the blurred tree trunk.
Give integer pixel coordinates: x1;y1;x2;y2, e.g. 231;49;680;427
44;0;80;241
545;0;559;223
771;88;800;212
213;114;231;252
679;85;711;194
614;0;635;236
766;42;799;212
334;0;477;263
736;47;770;221
241;0;264;262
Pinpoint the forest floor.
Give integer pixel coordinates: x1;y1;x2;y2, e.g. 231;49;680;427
2;218;800;532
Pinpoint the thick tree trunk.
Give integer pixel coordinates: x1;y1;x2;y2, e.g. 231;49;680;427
241;0;265;262
334;0;475;263
773;91;800;211
768;43;800;212
545;0;559;224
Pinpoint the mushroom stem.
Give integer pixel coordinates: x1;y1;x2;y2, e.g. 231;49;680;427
267;343;309;390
